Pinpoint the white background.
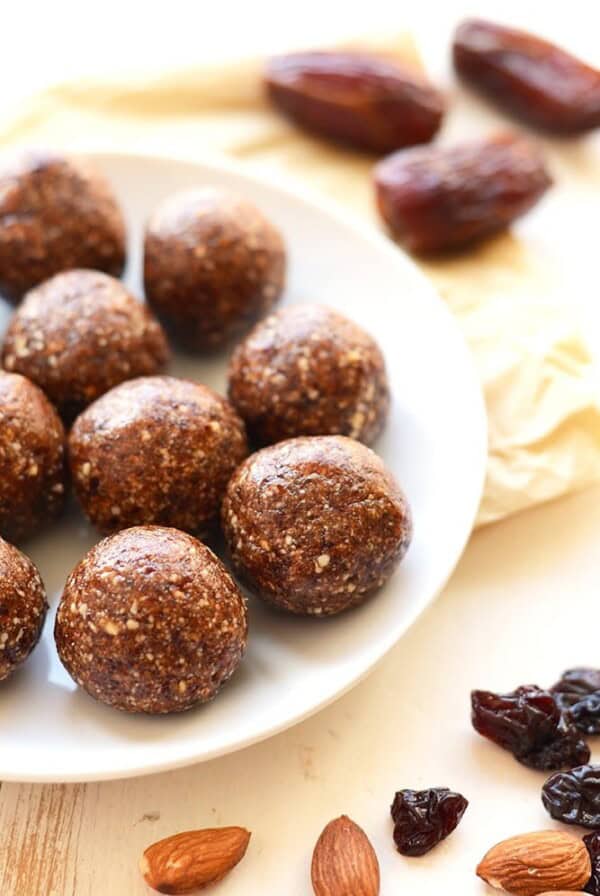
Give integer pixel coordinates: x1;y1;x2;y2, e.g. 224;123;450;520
1;1;600;894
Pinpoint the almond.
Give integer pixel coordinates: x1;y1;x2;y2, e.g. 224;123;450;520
140;826;251;894
477;831;591;896
311;815;380;896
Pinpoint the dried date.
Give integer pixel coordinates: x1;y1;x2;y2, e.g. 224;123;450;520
471;685;590;771
374;133;551;253
391;788;468;857
453;19;600;134
265;50;444;153
552;668;600;736
542;765;600;828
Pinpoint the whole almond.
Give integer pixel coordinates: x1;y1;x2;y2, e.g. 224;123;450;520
311;815;380;896
140;826;251;894
477;831;591;896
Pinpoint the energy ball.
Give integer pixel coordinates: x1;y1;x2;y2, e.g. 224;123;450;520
54;526;248;713
0;538;47;681
2;270;170;421
144;187;286;350
228;304;390;446
69;376;248;535
0;371;67;543
0;151;126;302
222;435;412;616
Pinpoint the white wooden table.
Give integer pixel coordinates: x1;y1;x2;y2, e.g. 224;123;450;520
1;2;599;893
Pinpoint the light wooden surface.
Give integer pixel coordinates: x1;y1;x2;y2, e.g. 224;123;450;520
2;2;600;894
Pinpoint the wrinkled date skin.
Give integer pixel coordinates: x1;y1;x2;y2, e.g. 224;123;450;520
542;765;600;828
265;51;445;153
552;668;600;736
585;831;600;895
374;133;551;253
453;19;600;134
391;788;468;857
471;685;590;771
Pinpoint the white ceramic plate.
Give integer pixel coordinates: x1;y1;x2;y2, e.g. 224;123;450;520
0;152;487;782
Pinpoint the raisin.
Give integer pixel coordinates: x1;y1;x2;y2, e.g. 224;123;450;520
453;19;600;134
390;788;468;857
552;668;600;735
542;765;600;828
374;133;551;254
584;831;600;895
265;51;445;153
471;685;590;771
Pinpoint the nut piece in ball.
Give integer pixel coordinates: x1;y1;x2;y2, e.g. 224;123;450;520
228;304;390;446
3;270;170;421
69;376;248;535
54;526;248;713
222;435;412;616
0;151;126;302
144;187;286;351
0;538;47;681
0;371;67;543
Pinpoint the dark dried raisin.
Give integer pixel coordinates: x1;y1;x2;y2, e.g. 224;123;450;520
471;685;590;770
552;668;600;736
584;831;600;895
453;19;600;134
542;764;600;828
390;788;468;857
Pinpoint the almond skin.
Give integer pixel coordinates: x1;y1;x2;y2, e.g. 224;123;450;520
140;826;251;894
477;831;591;896
311;815;380;896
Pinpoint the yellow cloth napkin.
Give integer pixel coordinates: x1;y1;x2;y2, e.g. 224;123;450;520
2;35;600;526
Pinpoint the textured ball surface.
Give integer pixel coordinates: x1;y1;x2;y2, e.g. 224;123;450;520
144;187;286;350
3;270;169;421
0;151;126;302
0;371;67;543
222;435;412;616
0;538;47;681
228;304;390;445
55;526;248;713
69;376;248;535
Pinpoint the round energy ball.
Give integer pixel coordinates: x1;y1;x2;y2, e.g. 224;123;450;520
2;270;170;421
0;371;67;543
54;526;248;713
222;435;412;616
228;304;390;446
143;187;286;350
0;151;126;302
0;538;47;681
69;376;248;535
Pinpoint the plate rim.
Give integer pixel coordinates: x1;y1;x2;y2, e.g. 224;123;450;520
0;148;488;782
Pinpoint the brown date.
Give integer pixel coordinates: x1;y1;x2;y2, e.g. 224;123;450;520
454;19;600;134
374;133;551;254
265;50;444;153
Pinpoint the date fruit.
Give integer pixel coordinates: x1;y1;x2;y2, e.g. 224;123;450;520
552;668;600;736
265;50;444;153
374;133;551;253
542;765;600;828
391;788;468;856
453;19;600;134
471;685;590;771
584;831;600;895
